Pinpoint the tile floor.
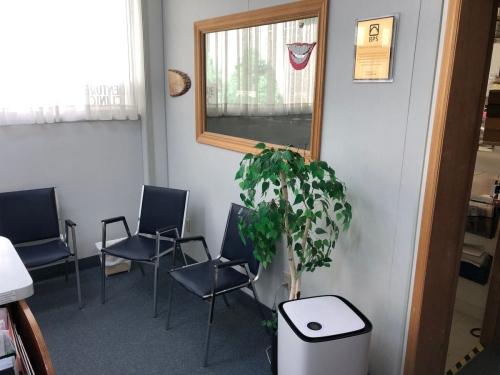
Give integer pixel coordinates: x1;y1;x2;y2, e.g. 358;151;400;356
445;310;483;372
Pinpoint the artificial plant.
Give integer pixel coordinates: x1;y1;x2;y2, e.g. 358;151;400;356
235;143;352;300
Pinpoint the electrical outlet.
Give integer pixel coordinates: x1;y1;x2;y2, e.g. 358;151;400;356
283;271;291;289
185;219;191;232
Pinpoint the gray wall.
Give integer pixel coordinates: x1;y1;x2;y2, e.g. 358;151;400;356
162;0;444;374
0;121;144;259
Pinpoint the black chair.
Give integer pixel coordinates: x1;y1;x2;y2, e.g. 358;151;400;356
100;185;189;317
165;203;266;367
0;187;82;308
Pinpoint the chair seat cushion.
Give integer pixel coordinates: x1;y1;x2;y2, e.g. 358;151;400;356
169;260;250;298
102;235;173;262
16;239;71;268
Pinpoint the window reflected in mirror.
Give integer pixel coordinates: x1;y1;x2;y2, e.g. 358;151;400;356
205;17;318;151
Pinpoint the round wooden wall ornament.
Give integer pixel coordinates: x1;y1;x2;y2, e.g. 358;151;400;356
167;69;191;97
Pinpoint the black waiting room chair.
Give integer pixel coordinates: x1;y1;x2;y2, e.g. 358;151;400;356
0;187;82;308
100;185;189;318
165;203;266;367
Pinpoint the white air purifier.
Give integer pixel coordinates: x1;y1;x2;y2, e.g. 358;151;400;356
277;295;372;375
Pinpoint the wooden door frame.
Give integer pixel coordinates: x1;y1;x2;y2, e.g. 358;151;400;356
404;0;499;374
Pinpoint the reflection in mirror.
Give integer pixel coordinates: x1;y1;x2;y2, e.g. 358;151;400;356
205;17;318;150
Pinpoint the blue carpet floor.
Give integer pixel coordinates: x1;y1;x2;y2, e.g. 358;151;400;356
25;258;272;375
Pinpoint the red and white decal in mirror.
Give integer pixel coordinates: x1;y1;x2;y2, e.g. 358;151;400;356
286;43;316;70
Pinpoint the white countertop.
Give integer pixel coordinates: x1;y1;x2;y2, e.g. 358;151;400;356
0;236;33;304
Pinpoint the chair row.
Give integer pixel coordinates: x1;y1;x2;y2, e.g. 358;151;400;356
0;185;266;366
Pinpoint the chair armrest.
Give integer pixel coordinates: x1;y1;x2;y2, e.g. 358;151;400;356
102;216;126;224
173;235;206;244
211;259;250;296
101;216;131;249
170;236;211;270
175;236;211;260
65;219;76;227
215;259;247;269
156;225;178;237
64;220;78;256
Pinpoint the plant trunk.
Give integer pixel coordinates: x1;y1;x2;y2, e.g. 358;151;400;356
292;216;311;300
279;170;298;300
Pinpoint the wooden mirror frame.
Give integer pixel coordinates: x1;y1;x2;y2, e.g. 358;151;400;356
194;0;329;160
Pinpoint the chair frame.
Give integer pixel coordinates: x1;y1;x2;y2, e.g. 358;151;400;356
165;205;266;367
100;186;189;317
11;187;82;309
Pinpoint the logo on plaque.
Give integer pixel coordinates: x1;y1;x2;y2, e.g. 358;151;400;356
369;24;379;42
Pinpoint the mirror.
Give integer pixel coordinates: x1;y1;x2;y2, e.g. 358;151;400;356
194;0;328;160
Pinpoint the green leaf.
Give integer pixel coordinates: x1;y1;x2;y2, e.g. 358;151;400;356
283;150;292;161
334;202;343;212
262;181;270;195
294;243;303;251
293;194;304;205
271;151;282;163
243;153;253;160
315;228;327;235
255;143;266;149
305;209;312;218
235;165;244;180
307;197;314;209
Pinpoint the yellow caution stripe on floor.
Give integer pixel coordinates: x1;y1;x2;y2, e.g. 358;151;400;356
445;344;484;375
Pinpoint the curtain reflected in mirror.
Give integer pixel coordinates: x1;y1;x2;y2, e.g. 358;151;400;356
205;17;318;150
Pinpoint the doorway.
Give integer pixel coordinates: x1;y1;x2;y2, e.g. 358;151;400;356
404;0;500;374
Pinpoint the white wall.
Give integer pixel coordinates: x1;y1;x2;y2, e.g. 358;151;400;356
142;0;169;186
162;0;444;374
0;121;144;259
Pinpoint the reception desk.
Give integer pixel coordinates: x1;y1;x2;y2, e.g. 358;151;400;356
0;236;55;375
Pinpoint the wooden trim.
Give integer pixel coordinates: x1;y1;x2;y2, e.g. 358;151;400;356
194;0;328;160
404;1;498;374
9;300;55;375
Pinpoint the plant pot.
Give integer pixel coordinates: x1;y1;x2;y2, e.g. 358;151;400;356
271;330;278;375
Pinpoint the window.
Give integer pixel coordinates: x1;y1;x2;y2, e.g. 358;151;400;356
0;0;143;125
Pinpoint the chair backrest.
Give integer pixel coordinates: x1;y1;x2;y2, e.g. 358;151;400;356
221;203;260;276
0;188;60;245
138;186;189;237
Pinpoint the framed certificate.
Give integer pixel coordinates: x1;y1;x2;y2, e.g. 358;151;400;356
353;14;399;82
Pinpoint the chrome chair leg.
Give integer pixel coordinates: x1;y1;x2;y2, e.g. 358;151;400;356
74;257;82;309
222;294;230;307
165;277;174;330
153;258;159;318
204;295;216;367
70;228;82;309
101;252;106;304
182;249;188;266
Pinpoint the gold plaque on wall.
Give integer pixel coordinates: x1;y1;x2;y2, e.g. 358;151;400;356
354;14;398;82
